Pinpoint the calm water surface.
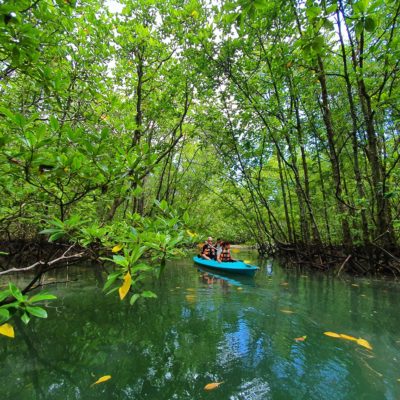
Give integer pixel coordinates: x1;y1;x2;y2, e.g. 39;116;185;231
1;252;400;399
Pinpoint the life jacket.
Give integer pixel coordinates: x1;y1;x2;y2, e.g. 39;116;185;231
220;248;232;261
202;243;216;258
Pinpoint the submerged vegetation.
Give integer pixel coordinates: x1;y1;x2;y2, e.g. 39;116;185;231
0;0;399;331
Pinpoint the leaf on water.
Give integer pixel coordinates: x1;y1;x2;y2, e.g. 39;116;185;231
243;260;251;263
339;334;358;342
0;323;14;338
357;338;373;350
295;335;307;342
280;282;289;286
280;309;294;314
231;248;240;253
186;288;195;292
351;284;359;287
112;244;123;253
204;382;224;391
118;272;131;300
185;294;196;302
92;375;111;386
237;287;243;290
324;331;341;338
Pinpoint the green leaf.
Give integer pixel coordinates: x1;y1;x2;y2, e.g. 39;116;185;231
0;290;11;302
29;292;57;303
0;309;10;324
49;232;65;242
130;293;140;305
353;0;369;13
21;312;30;325
364;16;377;32
306;6;321;20
9;283;23;302
141;290;157;298
103;271;122;291
25;306;48;318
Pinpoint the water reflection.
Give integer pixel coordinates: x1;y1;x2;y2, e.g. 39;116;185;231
0;256;400;400
197;267;256;288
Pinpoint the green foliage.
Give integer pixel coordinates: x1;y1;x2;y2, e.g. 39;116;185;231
0;284;56;325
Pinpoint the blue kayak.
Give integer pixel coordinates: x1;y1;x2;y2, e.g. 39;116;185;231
193;256;259;277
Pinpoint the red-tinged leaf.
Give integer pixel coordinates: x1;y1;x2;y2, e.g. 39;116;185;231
204;382;224;391
295;335;307;342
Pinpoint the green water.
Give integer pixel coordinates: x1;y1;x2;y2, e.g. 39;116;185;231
1;253;400;399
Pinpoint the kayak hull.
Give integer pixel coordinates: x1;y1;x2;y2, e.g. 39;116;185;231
193;256;259;277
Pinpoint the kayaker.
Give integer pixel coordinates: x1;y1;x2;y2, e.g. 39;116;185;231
215;238;223;258
200;237;217;261
218;242;235;262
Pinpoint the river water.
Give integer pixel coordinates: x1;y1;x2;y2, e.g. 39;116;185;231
1;252;400;399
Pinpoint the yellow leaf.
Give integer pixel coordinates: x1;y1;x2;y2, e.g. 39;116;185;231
243;260;251;264
92;375;112;386
191;10;199;18
204;382;224;391
186;230;196;238
118;272;131;300
357;338;373;350
236;287;243;291
185;294;196;302
186;288;195;291
280;309;294;314
112;244;123;253
324;331;341;338
0;323;14;338
339;334;358;342
231;248;240;253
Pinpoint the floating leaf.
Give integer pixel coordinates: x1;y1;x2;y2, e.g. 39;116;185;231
357;338;373;350
339;334;358;342
231;248;240;253
112;244;123;253
185;294;196;302
237;287;243;291
324;331;341;338
280;282;288;286
295;335;307;342
0;323;14;338
118;272;131;300
280;309;294;314
92;375;111;386
204;382;224;391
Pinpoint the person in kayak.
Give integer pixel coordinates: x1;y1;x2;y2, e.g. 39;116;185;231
218;242;236;262
200;237;218;261
215;238;223;258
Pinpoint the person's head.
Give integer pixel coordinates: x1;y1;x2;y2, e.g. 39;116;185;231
216;238;221;244
207;236;213;243
223;241;230;248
